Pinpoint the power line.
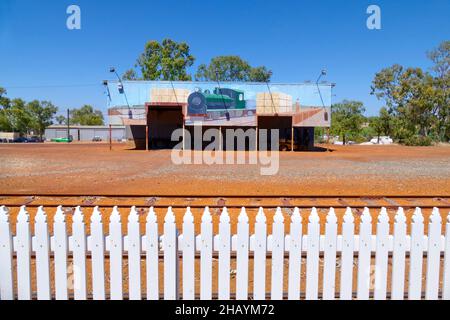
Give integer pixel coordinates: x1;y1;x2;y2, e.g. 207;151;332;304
3;83;101;89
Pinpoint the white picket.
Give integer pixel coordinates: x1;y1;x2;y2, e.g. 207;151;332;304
271;208;285;300
182;207;195;300
218;207;231;300
127;206;142;300
145;207;159;300
443;212;450;300
323;208;337;300
374;208;389;300
408;208;424;300
2;204;449;301
253;207;267;300
391;208;407;300
53;206;68;300
89;207;105;300
236;207;249;300
0;206;14;300
16;206;31;300
200;207;213;300
425;208;442;300
357;208;372;300
287;208;302;300
34;206;51;300
306;208;320;300
109;206;123;300
72;206;87;300
340;208;355;300
163;207;179;300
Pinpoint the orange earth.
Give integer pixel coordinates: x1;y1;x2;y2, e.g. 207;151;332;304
0;143;449;196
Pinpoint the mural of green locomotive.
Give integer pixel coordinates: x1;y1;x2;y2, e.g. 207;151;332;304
187;88;246;115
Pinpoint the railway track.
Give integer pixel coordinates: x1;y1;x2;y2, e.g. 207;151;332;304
0;194;449;209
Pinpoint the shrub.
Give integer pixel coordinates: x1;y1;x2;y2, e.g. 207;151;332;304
403;135;433;146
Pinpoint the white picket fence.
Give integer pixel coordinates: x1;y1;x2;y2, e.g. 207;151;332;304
0;205;449;300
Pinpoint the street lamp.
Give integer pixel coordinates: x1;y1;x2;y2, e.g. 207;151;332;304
109;67;132;119
316;69;327;85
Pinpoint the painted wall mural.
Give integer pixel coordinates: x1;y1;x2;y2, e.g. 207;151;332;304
107;81;333;127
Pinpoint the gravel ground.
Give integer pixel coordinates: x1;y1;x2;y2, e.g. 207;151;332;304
0;143;449;196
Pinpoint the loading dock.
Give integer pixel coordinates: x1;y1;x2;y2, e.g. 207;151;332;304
146;103;185;150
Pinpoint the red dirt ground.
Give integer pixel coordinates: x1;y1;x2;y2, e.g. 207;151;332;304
0;143;449;196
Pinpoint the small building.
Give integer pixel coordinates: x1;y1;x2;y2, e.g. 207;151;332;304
44;125;126;142
106;80;334;151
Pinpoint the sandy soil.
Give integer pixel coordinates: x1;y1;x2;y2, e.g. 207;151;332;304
1;143;448;299
0;143;449;196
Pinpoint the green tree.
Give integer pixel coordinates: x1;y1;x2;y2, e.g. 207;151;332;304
368;116;383;143
249;66;273;82
70;105;104;126
195;56;273;82
371;42;450;144
27;100;58;139
8;99;32;134
0;87;9;107
427;40;449;79
371;65;439;141
330;100;366;145
0;87;11;131
127;39;195;81
427;41;449;141
122;69;138;81
55;115;67;125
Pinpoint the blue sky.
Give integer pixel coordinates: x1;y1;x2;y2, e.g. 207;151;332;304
0;0;449;117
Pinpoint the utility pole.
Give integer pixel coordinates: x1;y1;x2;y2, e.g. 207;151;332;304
109;124;112;151
67;109;70;143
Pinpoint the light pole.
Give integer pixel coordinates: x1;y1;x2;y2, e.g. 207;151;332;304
67;108;70;143
316;69;327;85
316;69;330;151
110;67;132;119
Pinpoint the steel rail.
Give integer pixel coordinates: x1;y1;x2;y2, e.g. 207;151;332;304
0;195;449;209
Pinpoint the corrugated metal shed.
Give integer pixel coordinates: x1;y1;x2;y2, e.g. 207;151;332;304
44;125;126;142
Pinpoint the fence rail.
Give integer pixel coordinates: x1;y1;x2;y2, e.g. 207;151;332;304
0;205;449;300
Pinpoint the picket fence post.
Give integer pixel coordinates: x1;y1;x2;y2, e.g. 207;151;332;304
218;208;231;300
90;207;105;300
0;206;14;300
109;206;123;300
306;208;320;300
374;208;389;300
236;207;249;300
182;207;195;300
127;206;142;300
145;207;159;300
34;206;51;300
391;208;407;300
409;208;424;300
323;208;337;300
53;206;68;300
443;212;450;300
200;207;213;300
357;208;372;300
72;206;87;300
288;208;302;300
425;208;442;300
16;206;31;300
163;207;179;300
271;208;284;300
253;207;267;300
340;208;355;300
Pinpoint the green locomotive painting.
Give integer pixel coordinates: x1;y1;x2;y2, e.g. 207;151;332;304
187;88;246;115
